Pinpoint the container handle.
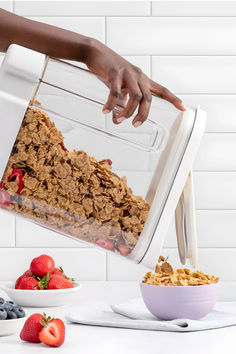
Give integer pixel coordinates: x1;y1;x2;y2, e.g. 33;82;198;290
175;170;197;268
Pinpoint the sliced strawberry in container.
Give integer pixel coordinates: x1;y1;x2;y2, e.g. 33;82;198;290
0;182;10;209
99;159;112;166
96;239;114;251
60;142;68;152
118;244;130;256
7;168;24;194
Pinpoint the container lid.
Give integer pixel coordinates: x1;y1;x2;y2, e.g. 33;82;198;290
136;107;206;268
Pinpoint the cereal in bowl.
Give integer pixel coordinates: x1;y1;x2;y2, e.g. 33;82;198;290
143;256;220;286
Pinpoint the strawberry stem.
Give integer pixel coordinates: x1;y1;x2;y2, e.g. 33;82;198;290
40;313;54;327
38;272;50;290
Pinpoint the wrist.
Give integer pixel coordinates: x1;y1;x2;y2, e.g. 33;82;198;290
82;37;103;64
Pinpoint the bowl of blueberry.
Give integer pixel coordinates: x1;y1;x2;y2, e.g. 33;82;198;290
0;297;26;336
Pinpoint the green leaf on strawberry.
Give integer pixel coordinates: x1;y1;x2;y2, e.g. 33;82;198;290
40;313;54;327
38;272;50;290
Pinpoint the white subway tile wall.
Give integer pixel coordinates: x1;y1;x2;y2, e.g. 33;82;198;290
152;56;236;94
0;1;12;11
28;17;106;42
14;1;150;16
0;248;106;280
0;1;236;293
107;17;236;55
151;1;236;16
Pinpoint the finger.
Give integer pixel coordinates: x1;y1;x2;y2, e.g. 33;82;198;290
112;90;129;124
103;76;122;114
132;82;152;127
150;80;186;111
116;79;143;123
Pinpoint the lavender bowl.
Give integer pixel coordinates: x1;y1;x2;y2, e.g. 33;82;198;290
140;281;220;320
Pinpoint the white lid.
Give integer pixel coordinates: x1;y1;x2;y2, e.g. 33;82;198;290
175;170;197;268
136;107;206;269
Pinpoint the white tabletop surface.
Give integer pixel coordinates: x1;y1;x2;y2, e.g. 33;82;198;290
0;281;235;354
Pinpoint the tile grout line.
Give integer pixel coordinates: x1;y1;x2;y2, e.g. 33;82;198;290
14;216;16;248
105;252;108;281
150;55;152;79
104;16;107;45
3;247;236;250
103;2;108;281
16;15;236;18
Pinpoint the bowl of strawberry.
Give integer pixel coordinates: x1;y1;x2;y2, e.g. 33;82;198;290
0;255;81;307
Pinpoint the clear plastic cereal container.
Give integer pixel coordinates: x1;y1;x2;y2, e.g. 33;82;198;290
0;45;206;269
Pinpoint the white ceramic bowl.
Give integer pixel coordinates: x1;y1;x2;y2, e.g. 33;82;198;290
0;282;82;307
0;317;26;336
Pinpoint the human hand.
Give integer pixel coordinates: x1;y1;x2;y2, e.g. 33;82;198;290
85;39;186;127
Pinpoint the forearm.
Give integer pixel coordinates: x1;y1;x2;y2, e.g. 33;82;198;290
0;9;185;122
0;9;92;62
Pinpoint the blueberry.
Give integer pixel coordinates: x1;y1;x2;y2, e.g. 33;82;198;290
6;311;17;319
3;301;18;312
5;301;18;309
0;297;5;305
3;303;13;311
0;306;7;320
14;307;25;318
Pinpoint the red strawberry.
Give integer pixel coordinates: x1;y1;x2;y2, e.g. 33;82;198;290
18;276;40;290
15;269;32;289
51;267;75;283
39;316;65;347
0;182;10;209
30;254;55;277
15;276;24;289
47;274;73;290
60;142;68;152
20;313;44;343
96;239;114;251
106;159;112;166
118;244;130;256
51;267;66;278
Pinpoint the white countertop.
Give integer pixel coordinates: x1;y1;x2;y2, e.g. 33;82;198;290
0;281;235;354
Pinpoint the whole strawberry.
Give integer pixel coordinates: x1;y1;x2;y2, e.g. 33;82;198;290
30;254;55;277
15;269;32;289
51;267;67;278
39;314;65;347
47;274;74;290
18;277;40;290
20;313;44;343
51;267;75;282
